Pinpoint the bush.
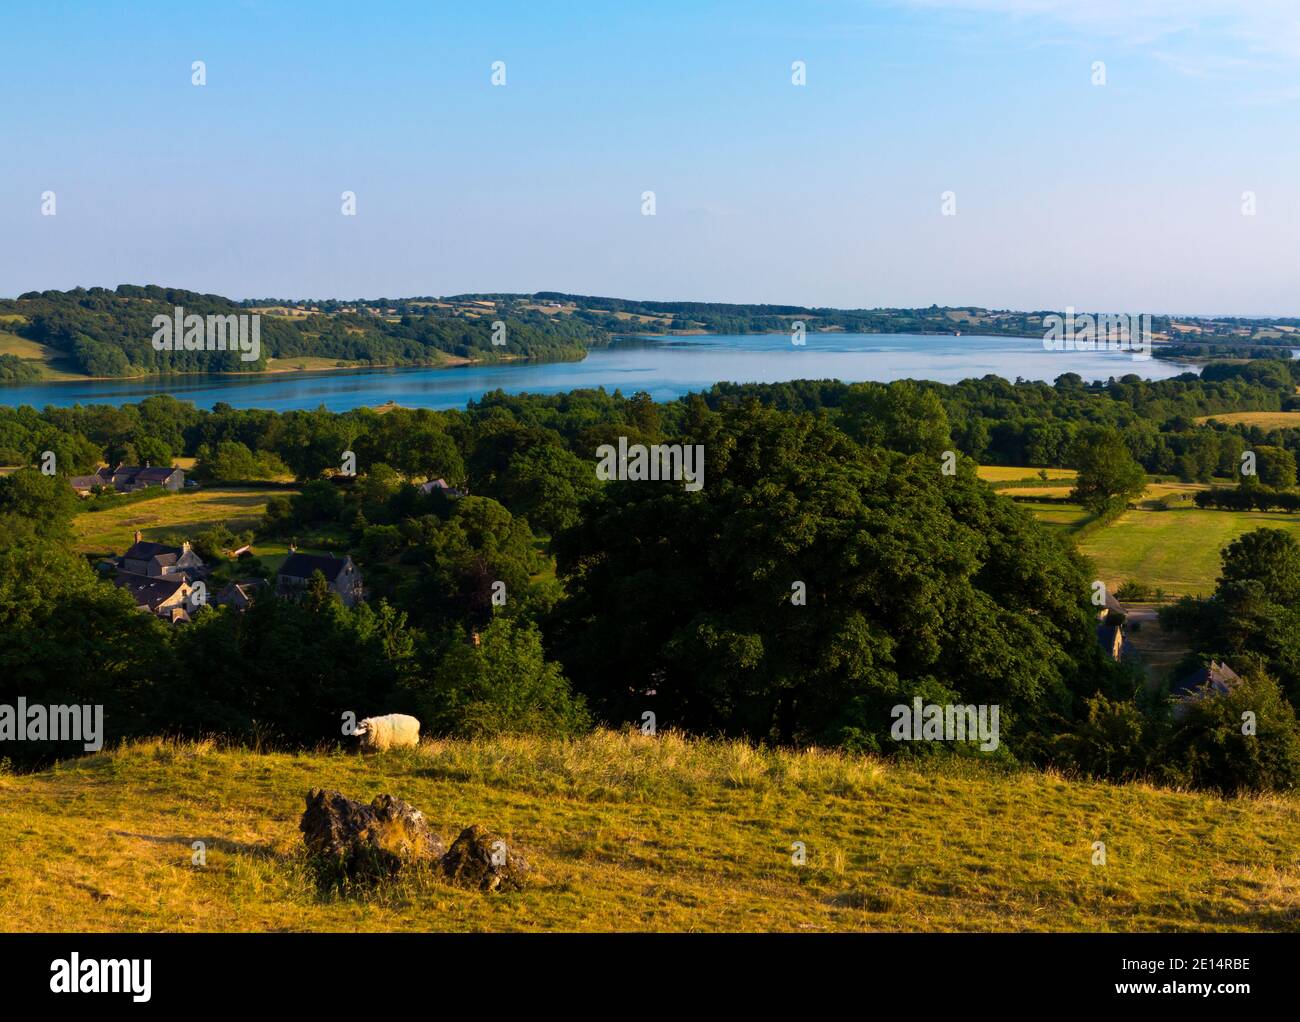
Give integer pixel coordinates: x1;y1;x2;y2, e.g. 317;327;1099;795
401;618;589;738
1115;580;1153;602
1049;694;1150;782
1159;674;1300;794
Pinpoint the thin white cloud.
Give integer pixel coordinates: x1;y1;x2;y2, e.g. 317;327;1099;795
900;0;1300;67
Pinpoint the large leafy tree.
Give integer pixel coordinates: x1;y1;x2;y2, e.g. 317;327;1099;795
1069;426;1147;515
550;400;1104;753
163;593;417;743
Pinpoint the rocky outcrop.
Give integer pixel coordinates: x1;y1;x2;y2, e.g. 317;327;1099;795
300;788;445;885
299;790;530;893
440;824;530;892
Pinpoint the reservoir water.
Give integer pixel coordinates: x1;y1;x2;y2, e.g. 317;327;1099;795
0;333;1196;412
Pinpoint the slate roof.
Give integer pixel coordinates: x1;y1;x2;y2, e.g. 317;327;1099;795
124;540;183;561
1173;660;1243;698
278;552;351;582
113;571;188;612
113;466;181;485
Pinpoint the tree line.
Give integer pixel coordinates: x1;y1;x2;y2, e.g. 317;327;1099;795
2;375;1299;791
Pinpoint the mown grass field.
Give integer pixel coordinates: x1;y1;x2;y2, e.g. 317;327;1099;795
1195;411;1300;429
1;733;1297;932
1015;501;1093;531
977;465;1076;484
1079;507;1300;596
72;486;291;555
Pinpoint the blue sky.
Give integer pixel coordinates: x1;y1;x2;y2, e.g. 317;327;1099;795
3;0;1299;314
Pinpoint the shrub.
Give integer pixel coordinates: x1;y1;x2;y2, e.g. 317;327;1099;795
1159;674;1300;794
1049;694;1151;782
401;618;589;738
1115;580;1153;602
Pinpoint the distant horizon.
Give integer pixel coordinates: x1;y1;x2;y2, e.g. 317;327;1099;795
7;282;1300;323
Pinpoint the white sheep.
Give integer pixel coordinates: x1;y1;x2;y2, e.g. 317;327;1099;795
354;713;421;752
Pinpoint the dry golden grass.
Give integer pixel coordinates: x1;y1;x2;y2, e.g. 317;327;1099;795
1;732;1296;932
977;465;1077;483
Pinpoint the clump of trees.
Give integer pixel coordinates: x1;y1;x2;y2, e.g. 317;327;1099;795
1195;485;1300;512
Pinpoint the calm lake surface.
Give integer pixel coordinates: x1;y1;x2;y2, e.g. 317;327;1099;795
0;333;1196;412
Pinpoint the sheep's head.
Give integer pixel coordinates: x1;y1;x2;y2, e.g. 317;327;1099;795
353;719;371;737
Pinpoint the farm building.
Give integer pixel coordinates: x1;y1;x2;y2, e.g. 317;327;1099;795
69;463;185;496
276;551;364;607
119;532;205;580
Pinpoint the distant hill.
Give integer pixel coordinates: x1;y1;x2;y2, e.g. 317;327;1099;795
0;286;603;379
2;285;1296;381
2;730;1296;932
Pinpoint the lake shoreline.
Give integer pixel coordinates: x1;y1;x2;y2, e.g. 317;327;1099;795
0;332;1204;413
7;351;528;386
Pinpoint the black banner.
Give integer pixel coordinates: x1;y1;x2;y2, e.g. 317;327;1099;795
0;932;1288;1010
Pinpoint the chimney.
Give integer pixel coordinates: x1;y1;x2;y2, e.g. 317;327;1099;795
181;541;190;554
134;530;142;544
471;631;482;647
289;543;297;553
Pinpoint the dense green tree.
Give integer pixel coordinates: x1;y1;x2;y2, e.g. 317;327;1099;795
0;523;172;764
551;401;1104;751
1255;445;1297;489
0;468;80;538
1160;674;1300;793
1069;427;1147;515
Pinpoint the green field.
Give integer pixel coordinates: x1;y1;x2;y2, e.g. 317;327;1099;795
73;486;292;555
1079;507;1300;596
1015;501;1093;531
2;732;1296;932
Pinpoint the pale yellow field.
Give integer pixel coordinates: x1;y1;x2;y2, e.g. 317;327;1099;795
1195;411;1300;429
0;330;48;359
0;330;92;380
999;485;1074;498
247;306;314;319
977;465;1077;483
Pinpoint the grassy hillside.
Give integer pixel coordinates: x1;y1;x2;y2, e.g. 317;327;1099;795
1;732;1296;932
0;324;90;381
